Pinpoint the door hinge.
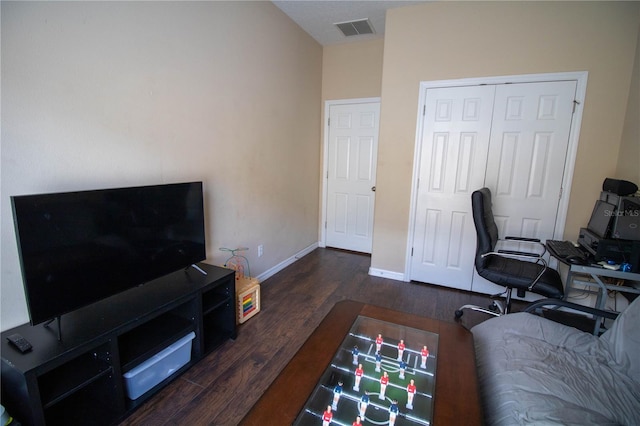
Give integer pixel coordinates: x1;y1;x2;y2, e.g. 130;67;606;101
411;247;414;256
328;117;330;126
423;105;426;116
325;221;327;229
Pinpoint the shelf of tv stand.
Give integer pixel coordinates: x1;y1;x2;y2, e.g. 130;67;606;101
39;350;113;409
1;262;235;426
202;308;235;353
201;277;235;353
119;311;196;372
202;291;232;315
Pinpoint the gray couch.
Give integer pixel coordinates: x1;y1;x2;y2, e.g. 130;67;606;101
472;296;640;425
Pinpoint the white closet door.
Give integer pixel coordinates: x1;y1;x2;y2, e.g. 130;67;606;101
410;86;495;290
410;80;577;293
471;80;577;295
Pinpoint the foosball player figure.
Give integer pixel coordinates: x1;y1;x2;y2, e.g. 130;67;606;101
389;400;399;426
352;345;359;365
406;379;417;409
399;359;407;379
354;364;364;391
322;405;333;426
375;351;382;372
359;391;370;418
421;345;429;369
376;334;383;352
352;416;363;426
397;339;405;361
379;371;389;400
332;381;343;409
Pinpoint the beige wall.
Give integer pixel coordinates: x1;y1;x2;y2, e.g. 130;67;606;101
617;24;640;186
372;1;640;274
0;1;322;330
322;38;385;101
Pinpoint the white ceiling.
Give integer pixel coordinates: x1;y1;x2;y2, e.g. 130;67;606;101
272;1;429;46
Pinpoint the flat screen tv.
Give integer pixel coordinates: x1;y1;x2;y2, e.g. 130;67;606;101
11;182;206;326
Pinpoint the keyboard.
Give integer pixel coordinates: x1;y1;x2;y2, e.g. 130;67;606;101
546;240;586;260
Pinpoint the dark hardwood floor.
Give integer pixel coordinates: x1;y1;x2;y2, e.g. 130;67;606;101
119;247;518;425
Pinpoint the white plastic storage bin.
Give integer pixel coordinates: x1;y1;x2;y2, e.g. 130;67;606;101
123;331;195;400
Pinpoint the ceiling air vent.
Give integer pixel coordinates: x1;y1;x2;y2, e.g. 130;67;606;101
335;19;375;37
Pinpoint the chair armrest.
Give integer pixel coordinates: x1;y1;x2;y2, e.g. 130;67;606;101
497;249;541;258
482;251;547;265
524;298;620;321
498;237;547;256
505;236;541;243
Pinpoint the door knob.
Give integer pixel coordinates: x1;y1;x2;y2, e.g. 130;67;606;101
371;186;376;192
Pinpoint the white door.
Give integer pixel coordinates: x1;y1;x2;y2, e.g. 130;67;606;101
325;102;380;253
410;86;495;290
471;80;577;294
411;80;577;292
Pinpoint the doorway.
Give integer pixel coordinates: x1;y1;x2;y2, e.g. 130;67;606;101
321;98;380;253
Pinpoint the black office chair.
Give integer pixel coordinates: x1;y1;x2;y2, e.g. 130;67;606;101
455;188;564;318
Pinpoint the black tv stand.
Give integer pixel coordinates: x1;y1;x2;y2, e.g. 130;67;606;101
1;263;235;426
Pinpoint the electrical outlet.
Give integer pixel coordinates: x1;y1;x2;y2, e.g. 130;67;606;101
258;244;263;258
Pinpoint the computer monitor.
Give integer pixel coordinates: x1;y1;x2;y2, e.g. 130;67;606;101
612;197;640;240
587;200;616;238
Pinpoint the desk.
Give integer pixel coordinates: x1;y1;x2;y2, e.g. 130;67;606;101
545;240;640;334
564;264;640;334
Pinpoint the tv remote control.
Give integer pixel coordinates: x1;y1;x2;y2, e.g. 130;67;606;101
6;333;32;353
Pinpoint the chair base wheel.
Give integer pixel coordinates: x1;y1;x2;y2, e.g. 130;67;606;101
454;304;503;319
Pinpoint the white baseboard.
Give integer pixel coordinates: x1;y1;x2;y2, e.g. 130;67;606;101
255;242;318;283
368;267;405;282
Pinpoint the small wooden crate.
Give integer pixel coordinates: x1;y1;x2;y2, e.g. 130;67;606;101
236;276;260;324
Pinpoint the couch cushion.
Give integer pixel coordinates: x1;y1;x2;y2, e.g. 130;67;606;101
601;296;640;383
472;312;640;425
